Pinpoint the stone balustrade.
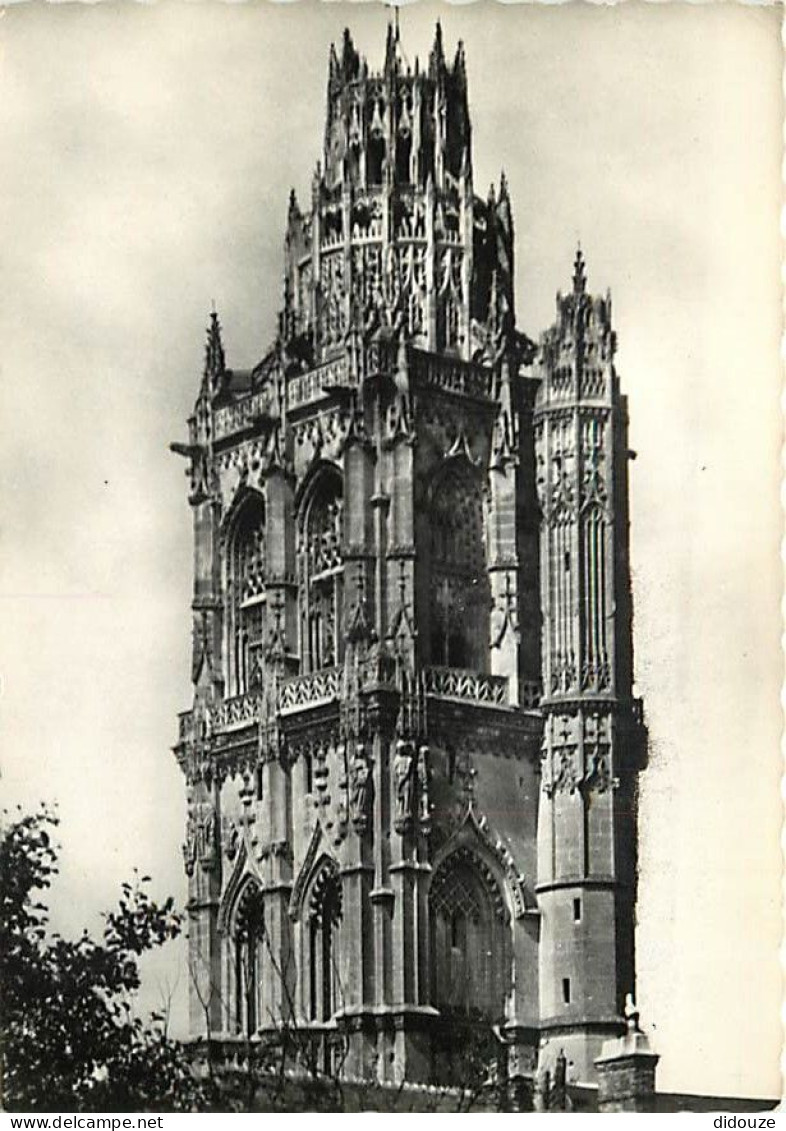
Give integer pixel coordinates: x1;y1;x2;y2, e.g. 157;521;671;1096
287;356;354;409
178;663;537;747
211;693;264;732
278;666;342;715
213;390;273;441
409;349;495;401
423;665;509;708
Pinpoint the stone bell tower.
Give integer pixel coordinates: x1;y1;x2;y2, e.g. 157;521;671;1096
171;21;650;1102
534;249;646;1082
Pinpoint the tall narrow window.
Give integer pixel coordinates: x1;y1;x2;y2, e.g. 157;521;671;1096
396;134;412;184
234;885;265;1038
429;463;489;671
307;866;342;1023
300;471;344;672
228;495;266;697
429;853;511;1018
367;134;385;186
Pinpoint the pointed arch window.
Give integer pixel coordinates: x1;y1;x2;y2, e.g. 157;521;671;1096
300;470;344;672
306;865;342;1023
227;494;267;697
233;884;265;1038
429;463;490;670
581;502;610;691
429;852;509;1018
367;91;386;186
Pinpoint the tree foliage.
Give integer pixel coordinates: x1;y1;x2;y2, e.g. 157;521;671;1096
0;806;504;1113
0;805;203;1112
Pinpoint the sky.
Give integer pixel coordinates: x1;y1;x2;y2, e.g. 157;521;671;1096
0;0;782;1102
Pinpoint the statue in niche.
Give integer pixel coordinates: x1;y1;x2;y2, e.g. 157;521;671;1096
417;744;431;828
200;805;217;868
393;740;415;831
584;745;610;793
183;811;198;877
553;746;581;795
348;743;373;832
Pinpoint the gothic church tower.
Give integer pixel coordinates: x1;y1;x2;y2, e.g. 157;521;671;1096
172;23;647;1097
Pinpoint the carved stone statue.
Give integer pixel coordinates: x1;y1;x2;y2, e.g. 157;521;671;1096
349;744;373;832
183;812;198;877
222;817;240;862
393;740;415;831
200;805;217;869
417;744;430;828
551;1050;567;1111
585;745;610;794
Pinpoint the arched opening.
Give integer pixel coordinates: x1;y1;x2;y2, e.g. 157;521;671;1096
429;849;509;1019
396;134;412;185
299;468;344;672
420;138;434;188
306;863;342;1024
581;502;609;691
428;462;490;670
436;248;463;353
226;494;266;697
233;882;265;1038
367;113;386;187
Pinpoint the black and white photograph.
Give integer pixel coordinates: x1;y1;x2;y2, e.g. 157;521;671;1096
0;0;781;1115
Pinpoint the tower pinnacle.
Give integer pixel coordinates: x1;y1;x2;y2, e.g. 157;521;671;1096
172;26;649;1102
573;245;586;294
204;309;225;391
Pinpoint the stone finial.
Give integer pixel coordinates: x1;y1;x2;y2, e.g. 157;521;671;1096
453;39;466;80
328;41;340;86
341;28;360;82
572;245;586;295
624;992;641;1032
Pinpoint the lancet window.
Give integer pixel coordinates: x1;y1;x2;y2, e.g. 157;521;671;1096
367;89;386;185
429;854;508;1018
300;469;344;672
233;883;265;1038
227;494;266;697
395;86;413;184
306;865;342;1023
429;463;489;671
437;249;463;352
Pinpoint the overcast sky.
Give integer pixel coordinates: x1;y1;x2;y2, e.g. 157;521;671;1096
0;0;781;1102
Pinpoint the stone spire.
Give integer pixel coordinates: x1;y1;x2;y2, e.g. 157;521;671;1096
384;18;399;76
429;19;445;79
